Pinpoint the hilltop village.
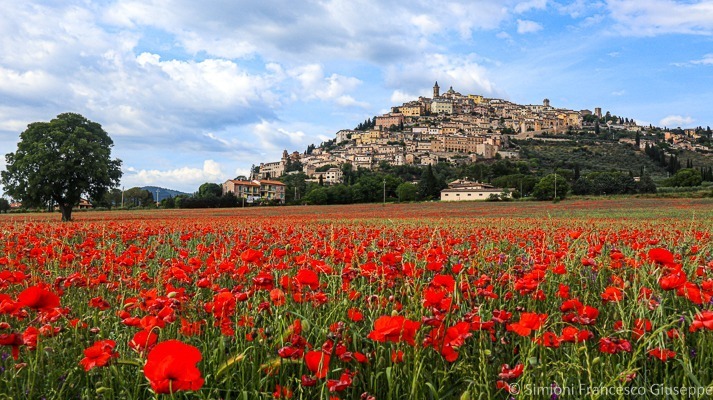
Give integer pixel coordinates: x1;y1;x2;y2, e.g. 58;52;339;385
253;82;638;182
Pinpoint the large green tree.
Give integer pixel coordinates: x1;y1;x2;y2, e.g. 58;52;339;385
1;113;122;221
532;173;570;201
198;182;223;198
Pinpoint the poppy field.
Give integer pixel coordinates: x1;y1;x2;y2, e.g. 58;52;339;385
0;198;712;399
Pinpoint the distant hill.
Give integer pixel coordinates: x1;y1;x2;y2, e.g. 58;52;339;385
140;186;190;202
514;137;713;182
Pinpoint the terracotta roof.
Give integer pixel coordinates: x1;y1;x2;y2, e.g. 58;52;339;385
230;180;260;186
441;187;507;193
259;180;286;186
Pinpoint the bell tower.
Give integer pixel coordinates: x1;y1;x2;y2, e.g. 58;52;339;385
433;81;440;98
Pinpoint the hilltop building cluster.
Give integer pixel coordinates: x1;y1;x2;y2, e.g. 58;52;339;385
248;83;665;192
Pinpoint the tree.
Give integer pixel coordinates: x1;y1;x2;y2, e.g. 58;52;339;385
95;188;122;209
636;175;657;194
418;165;439;200
1;113;122;221
532;174;570;201
198;182;222;198
124;187;154;207
667;168;703;187
396;182;418;201
0;198;9;213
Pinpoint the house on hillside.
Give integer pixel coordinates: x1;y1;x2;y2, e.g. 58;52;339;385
440;179;513;202
223;179;286;204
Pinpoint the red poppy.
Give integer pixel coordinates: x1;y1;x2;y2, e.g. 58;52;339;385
648;247;675;266
647;348;676;362
367;315;421;346
0;332;23;360
560;326;593;343
347;308;364;322
17;285;60;311
80;339;118;371
599;337;632;354
659;270;687;290
632;319;652;340
690;311;713;332
304;350;331;379
601;287;623;303
506;312;547;336
88;296;110;310
326;369;355;392
143;340;204;394
534;331;561;348
129;329;158;354
295;268;320;290
391;350;404;363
498;363;524;380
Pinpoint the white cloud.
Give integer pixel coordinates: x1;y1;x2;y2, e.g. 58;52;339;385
125;160;225;187
252;120;307;151
390;90;419;104
606;0;713;36
385;53;502;98
556;0;604;18
517;19;544;34
659;115;694;127
515;0;548;14
691;54;713;65
287;64;364;107
611;90;626;96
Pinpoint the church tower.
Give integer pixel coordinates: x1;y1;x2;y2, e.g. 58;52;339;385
433;81;440;98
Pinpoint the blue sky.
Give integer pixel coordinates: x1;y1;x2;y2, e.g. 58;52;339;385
1;0;712;193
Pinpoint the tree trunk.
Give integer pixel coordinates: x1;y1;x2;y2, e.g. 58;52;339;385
59;203;72;222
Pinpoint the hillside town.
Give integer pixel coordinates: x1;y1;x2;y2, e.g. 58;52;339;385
252;83;640;182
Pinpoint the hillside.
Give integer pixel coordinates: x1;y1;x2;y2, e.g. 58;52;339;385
514;137;713;182
140;186;189;202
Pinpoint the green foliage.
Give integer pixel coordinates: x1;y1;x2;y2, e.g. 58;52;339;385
636;175;658;194
1;113;122;221
532;173;570;201
178;192;239;208
123;187;154;208
491;174;539;197
280;172;308;203
396;182;418;201
94;188;122;209
666;168;703;187
418;165;445;200
0;198;9;213
198;182;223;198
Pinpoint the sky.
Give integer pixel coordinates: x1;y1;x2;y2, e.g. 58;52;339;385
1;0;712;193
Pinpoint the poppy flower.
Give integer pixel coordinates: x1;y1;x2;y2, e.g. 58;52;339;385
498;363;524;380
17;286;60;312
601;287;623;303
347;308;364;322
327;369;355;392
659;270;687;290
367;315;421;346
0;332;23;360
599;337;632;354
143;340;204;394
304;350;331;379
506;312;547;336
648;248;675;266
129;329;158;354
647;348;676;362
690;311;713;332
560;326;593;343
80;339;118;371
